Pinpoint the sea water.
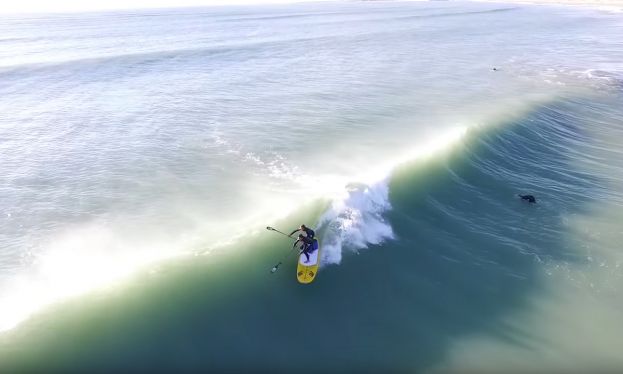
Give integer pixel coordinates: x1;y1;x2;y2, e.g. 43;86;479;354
0;1;622;371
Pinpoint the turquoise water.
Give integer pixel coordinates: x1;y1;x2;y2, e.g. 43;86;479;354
1;2;622;372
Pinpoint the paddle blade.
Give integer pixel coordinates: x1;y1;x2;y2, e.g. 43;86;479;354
270;262;281;273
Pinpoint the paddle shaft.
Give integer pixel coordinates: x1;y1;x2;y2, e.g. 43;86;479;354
271;246;298;273
266;226;300;273
266;226;292;239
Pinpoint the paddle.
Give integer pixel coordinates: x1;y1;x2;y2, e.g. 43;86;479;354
267;226;296;273
270;248;298;273
266;226;292;238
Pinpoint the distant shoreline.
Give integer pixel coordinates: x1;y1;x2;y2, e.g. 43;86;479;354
467;0;623;10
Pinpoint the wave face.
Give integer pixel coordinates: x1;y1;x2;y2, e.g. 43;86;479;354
1;1;623;372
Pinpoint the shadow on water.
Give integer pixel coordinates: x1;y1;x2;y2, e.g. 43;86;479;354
0;98;607;372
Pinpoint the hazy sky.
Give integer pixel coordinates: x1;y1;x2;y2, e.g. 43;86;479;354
0;0;331;14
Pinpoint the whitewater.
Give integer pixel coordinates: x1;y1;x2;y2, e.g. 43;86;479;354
1;1;622;372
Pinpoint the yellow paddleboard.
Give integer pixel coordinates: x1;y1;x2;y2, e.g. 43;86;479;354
296;240;320;284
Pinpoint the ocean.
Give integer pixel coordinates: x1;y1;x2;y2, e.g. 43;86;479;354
0;1;622;372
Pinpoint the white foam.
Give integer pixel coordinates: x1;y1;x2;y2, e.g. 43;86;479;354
0;221;184;332
317;181;394;265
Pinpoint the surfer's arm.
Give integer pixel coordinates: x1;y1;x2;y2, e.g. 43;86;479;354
288;228;300;237
292;239;301;249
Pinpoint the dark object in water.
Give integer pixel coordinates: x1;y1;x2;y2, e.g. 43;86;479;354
519;194;536;203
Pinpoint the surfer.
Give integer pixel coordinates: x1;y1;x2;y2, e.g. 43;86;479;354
289;224;315;239
519;194;537;203
293;234;316;263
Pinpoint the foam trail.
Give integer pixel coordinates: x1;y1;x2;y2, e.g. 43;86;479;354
0;222;184;332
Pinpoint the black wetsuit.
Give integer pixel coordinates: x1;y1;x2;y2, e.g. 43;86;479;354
290;227;315;239
293;236;316;262
520;194;537;203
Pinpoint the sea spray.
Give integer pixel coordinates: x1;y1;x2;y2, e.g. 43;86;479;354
318;181;394;264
